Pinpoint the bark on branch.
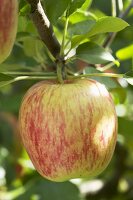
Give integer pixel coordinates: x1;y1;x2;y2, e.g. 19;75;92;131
26;0;61;59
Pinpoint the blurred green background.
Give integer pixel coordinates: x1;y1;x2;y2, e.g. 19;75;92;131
0;0;133;200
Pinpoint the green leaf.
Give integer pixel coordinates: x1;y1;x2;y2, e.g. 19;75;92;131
18;16;36;33
67;0;86;16
0;92;23;112
116;44;133;60
87;16;129;37
16;32;32;41
81;0;92;10
69;10;96;24
0;73;13;81
118;117;133;151
0;64;36;72
124;71;133;85
68;20;96;36
76;42;115;64
111;88;127;104
44;0;71;24
19;4;31;16
124;71;133;77
69;11;88;23
23;37;44;63
0;80;15;88
71;16;128;48
71;35;86;49
13;177;83;200
85;67;118;89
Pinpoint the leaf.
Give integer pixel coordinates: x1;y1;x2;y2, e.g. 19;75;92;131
0;73;13;81
76;42;115;64
0;93;23;112
81;0;92;10
85;67;119;89
67;0;86;16
87;16;129;37
68;20;96;36
118;117;133;151
110;88;127;104
0;64;36;72
13;177;83;200
69;10;96;24
16;32;32;41
44;0;71;24
0;80;15;88
124;71;133;85
18;16;36;33
116;44;133;60
71;16;128;48
23;37;44;63
123;71;133;77
71;35;86;49
19;4;31;16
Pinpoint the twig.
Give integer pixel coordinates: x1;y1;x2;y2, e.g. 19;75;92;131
68;72;124;79
118;0;124;13
103;0;133;48
112;0;117;17
119;0;133;18
26;0;60;59
2;71;56;76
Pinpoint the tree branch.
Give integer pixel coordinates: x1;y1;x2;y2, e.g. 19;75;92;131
111;0;117;17
103;0;133;48
26;0;61;59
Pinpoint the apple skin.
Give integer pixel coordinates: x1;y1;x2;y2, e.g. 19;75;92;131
19;79;117;182
0;0;18;63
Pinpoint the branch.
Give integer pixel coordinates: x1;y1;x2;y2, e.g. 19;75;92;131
103;0;133;48
119;0;133;18
26;0;60;59
111;0;117;17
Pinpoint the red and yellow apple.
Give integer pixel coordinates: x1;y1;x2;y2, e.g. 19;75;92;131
19;79;117;182
0;0;18;63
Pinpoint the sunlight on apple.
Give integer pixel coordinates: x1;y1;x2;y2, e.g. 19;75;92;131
88;82;110;97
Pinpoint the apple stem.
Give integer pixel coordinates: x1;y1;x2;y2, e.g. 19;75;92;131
57;63;65;84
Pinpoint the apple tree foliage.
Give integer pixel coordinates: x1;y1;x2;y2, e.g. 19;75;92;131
0;0;133;199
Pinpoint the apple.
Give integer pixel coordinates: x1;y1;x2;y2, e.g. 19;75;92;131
19;79;117;182
0;0;18;63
